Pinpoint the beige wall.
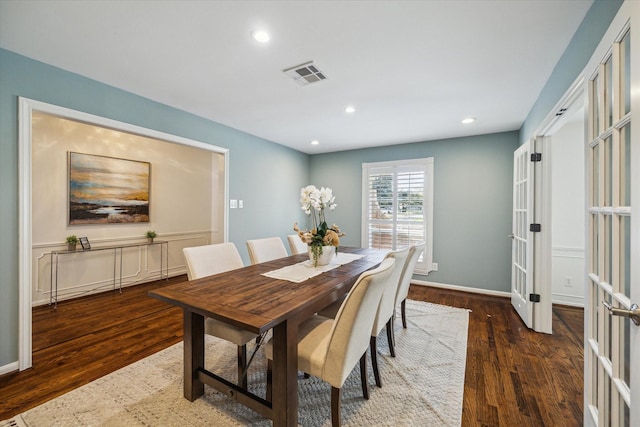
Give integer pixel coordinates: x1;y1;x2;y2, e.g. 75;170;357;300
31;112;224;305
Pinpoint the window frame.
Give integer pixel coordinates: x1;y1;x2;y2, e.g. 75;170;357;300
361;158;434;274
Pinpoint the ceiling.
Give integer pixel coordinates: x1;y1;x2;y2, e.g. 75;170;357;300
0;0;593;154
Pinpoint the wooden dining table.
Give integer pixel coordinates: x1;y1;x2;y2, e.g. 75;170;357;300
148;246;386;427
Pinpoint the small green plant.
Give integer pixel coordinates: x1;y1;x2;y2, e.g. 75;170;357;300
146;230;157;239
65;235;79;245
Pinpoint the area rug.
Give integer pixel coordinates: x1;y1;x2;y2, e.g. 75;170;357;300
2;300;469;427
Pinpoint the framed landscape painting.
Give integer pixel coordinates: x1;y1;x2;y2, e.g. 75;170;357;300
68;152;150;224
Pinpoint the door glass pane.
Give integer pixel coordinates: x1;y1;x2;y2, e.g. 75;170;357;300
620;124;631;206
622;316;630;385
604;291;612;361
604;56;613;128
605;136;613;207
605;372;612;426
621;29;631;115
624;403;630;427
593;144;600;205
592;75;601;136
621;215;630;297
590;280;599;339
605;214;612;285
593;214;600;277
590;348;599;407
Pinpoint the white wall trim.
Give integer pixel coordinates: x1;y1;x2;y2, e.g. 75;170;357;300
552;246;585;259
412;279;511;298
18;98;33;371
17;97;229;371
0;361;19;376
552;292;585;307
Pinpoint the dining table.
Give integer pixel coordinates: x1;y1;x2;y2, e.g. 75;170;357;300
148;246;386;427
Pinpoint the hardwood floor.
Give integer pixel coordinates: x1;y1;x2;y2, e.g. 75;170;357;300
0;278;583;426
408;286;583;427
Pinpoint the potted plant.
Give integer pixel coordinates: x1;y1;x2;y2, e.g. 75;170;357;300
293;185;345;267
65;235;79;251
146;230;157;244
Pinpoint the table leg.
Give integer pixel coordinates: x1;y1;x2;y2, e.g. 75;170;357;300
184;310;205;401
271;319;298;427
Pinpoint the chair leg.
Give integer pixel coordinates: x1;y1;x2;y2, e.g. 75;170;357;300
370;336;382;388
359;353;369;399
401;299;408;329
237;344;247;389
331;386;342;427
266;359;272;402
386;318;396;358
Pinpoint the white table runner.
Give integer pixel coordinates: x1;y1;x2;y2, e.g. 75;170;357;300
262;252;364;283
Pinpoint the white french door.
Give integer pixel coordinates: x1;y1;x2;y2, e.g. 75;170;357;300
584;2;639;425
511;139;535;329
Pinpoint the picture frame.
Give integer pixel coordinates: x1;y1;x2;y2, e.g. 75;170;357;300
68;152;150;225
79;236;91;250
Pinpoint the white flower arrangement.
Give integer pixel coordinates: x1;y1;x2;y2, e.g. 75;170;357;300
293;185;345;266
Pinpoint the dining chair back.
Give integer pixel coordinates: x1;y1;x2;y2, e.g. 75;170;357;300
369;246;410;386
265;257;395;427
246;237;288;264
323;257;395;388
183;242;243;280
394;241;426;329
287;234;308;255
182;242;258;389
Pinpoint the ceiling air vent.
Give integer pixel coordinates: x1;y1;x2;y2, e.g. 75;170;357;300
283;61;328;86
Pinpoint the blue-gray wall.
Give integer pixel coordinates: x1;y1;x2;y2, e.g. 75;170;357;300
310;132;519;291
520;0;623;143
0;48;308;366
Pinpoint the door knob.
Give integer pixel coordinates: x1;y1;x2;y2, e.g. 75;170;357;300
508;234;515;239
603;301;640;326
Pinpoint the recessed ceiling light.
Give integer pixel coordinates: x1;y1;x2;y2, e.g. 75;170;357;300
461;117;476;124
310;140;320;146
251;30;270;43
345;106;356;114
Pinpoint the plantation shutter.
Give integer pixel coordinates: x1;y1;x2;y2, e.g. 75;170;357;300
362;158;434;273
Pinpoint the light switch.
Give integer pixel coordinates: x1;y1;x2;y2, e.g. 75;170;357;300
230;199;238;209
239;200;243;208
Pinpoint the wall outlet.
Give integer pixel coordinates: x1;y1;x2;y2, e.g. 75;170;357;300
564;276;573;287
432;262;438;271
238;200;243;208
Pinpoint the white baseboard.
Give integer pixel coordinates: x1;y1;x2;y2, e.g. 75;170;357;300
0;360;19;376
552;293;585;308
412;279;511;298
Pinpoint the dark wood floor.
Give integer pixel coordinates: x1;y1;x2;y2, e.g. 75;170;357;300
0;277;583;426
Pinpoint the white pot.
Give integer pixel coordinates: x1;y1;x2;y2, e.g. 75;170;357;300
309;245;336;267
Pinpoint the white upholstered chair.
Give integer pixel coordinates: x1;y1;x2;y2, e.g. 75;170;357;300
287;234;308;255
318;247;410;388
394;242;425;329
182;242;258;389
369;247;410;386
246;237;288;264
265;257;396;427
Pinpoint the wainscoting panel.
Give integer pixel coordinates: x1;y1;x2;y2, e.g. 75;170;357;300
551;246;585;307
32;232;214;306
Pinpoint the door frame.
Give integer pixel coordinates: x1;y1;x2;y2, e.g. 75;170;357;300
17;98;230;370
529;77;586;334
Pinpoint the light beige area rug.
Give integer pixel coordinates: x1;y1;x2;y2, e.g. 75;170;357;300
2;301;469;427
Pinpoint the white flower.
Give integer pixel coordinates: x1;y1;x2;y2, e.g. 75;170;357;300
294;186;345;266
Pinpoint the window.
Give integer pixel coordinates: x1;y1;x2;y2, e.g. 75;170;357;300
362;158;434;274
